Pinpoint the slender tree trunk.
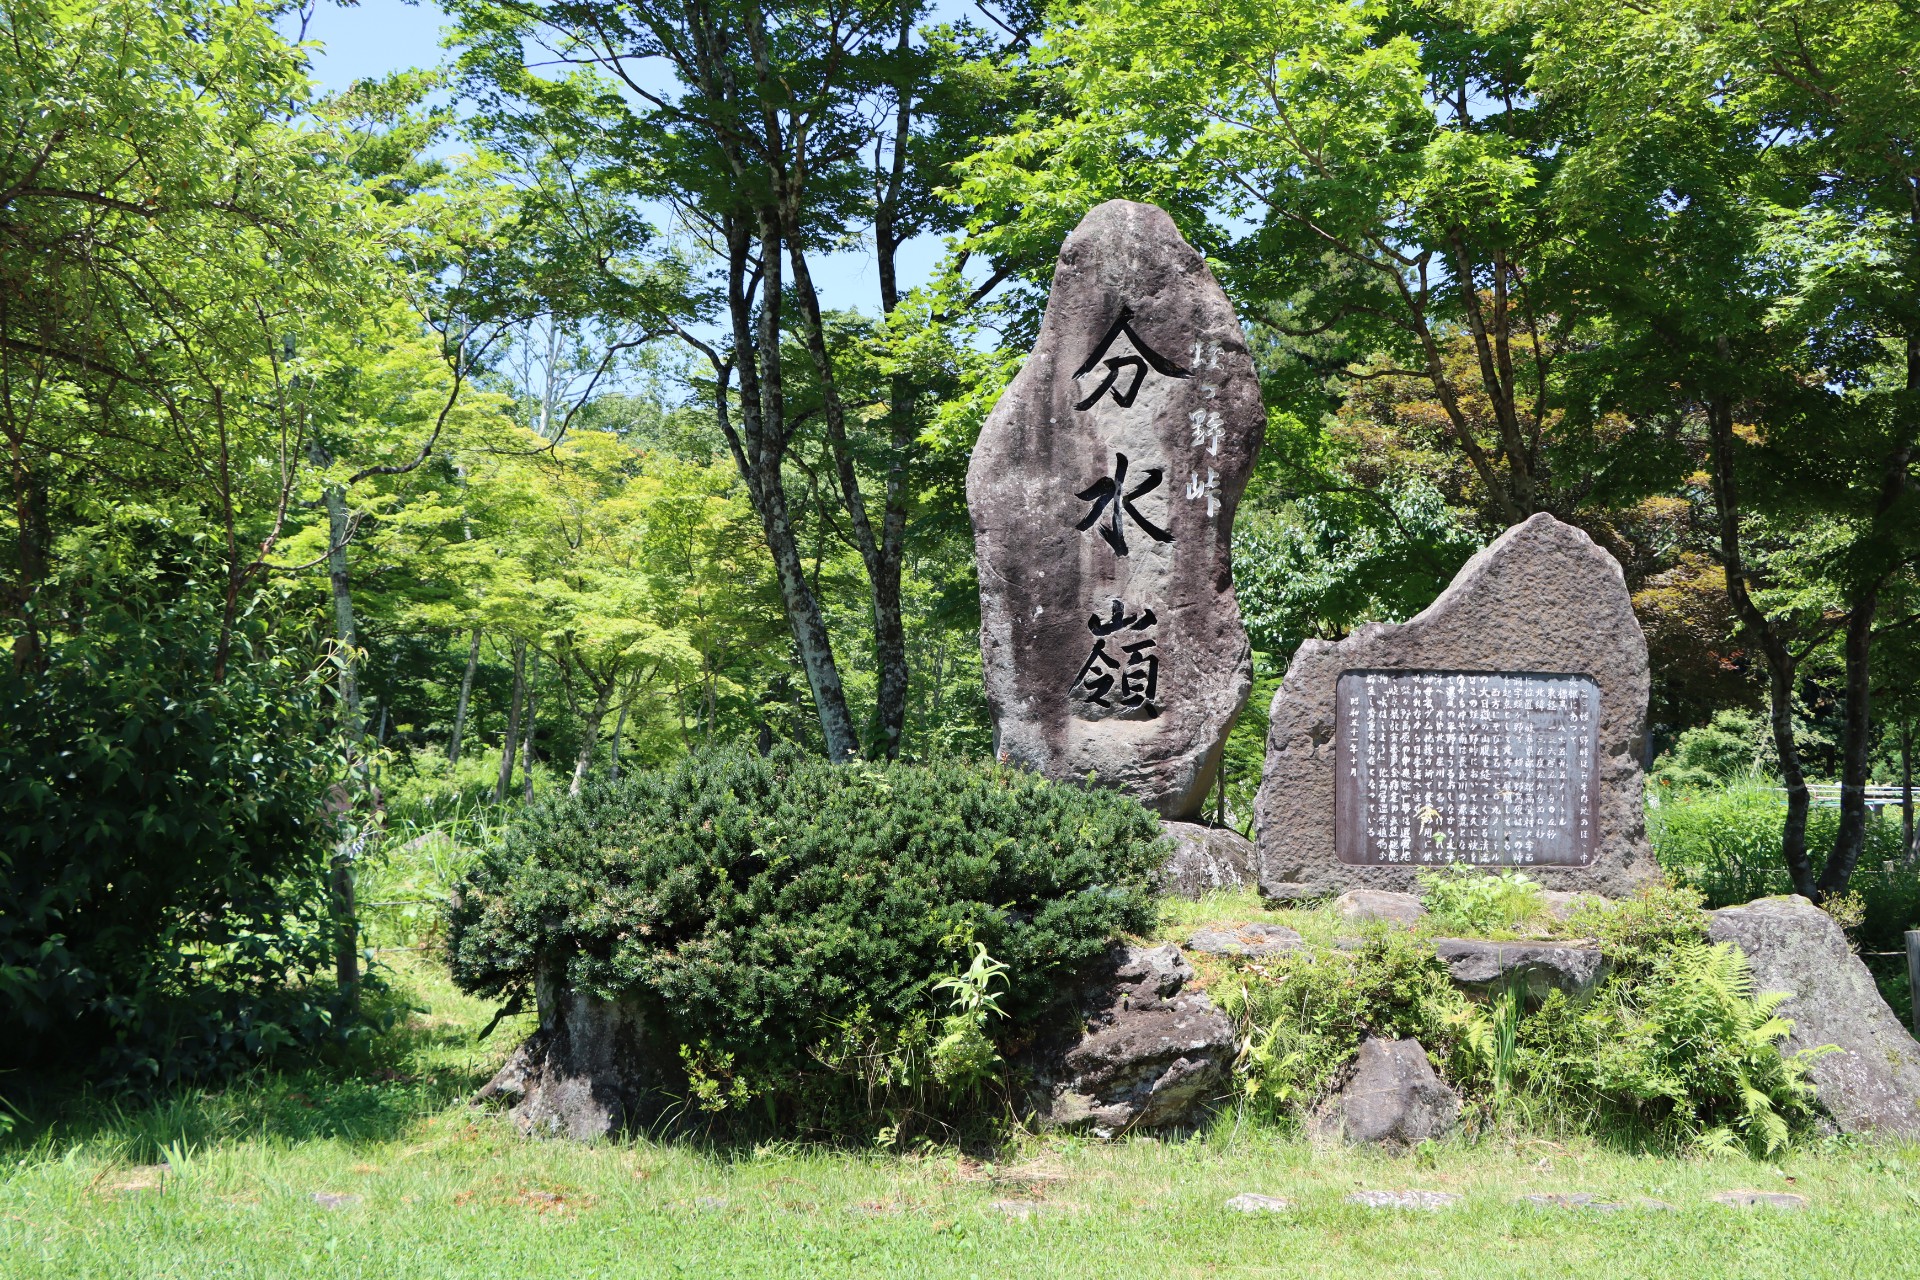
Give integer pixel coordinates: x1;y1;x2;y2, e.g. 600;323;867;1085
321;479;361;737
330;819;360;1005
570;680;614;796
449;628;480;765
1706;384;1817;897
494;639;525;803
610;699;629;782
698;207;861;762
521;649;539;802
1820;585;1883;899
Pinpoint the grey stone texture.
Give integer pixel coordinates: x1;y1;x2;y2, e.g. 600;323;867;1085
1710;1190;1810;1210
474;968;664;1140
1346;1189;1459;1210
1708;895;1920;1140
1334;889;1427;926
1310;1036;1460;1150
969;200;1260;819
1185;922;1304;960
1431;939;1611;1007
1160;821;1257;897
1224;1193;1293;1214
1256;513;1657;898
1030;943;1235;1138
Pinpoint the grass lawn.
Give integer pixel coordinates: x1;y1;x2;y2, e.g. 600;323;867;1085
6;947;1920;1278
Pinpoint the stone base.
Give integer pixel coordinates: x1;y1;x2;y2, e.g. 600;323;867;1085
1160;821;1257;897
1028;944;1234;1138
474;970;666;1140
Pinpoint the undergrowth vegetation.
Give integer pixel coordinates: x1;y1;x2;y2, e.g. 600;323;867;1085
445;745;1166;1138
1211;883;1825;1154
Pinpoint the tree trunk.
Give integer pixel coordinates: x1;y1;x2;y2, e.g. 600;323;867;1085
449;628;481;765
610;699;630;783
570;680;614;796
1819;585;1882;899
323;480;362;738
330;823;360;1008
521;648;539;802
1705;386;1816;897
495;639;525;804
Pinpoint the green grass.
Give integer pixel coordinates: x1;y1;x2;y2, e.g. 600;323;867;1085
6;956;1920;1278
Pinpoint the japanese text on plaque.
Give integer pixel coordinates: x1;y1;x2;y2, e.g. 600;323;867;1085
1333;670;1600;867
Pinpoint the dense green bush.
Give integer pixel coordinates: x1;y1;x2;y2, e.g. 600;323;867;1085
446;746;1166;1130
0;549;348;1086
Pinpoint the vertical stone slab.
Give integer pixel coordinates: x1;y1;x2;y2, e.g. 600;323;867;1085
967;200;1260;818
1256;513;1656;898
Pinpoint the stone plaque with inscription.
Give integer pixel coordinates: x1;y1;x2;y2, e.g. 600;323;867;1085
967;200;1259;818
1335;671;1599;867
1257;514;1656;900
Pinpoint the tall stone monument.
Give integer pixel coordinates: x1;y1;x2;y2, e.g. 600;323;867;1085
967;200;1259;818
1256;513;1656;899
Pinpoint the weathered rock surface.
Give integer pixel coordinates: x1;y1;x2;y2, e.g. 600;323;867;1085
1711;1190;1809;1210
1707;895;1920;1140
475;969;664;1140
1256;513;1657;898
1224;1193;1293;1214
1346;1189;1458;1210
969;200;1260;819
1031;943;1235;1137
1185;921;1304;959
1311;1036;1459;1150
1432;939;1610;1007
1160;821;1257;896
1333;889;1427;926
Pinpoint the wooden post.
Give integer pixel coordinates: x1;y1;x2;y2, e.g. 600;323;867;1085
1906;930;1920;1038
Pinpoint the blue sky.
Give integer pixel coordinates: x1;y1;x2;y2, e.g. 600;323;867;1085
294;0;951;319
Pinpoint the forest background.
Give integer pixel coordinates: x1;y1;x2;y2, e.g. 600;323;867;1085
5;0;1920;1084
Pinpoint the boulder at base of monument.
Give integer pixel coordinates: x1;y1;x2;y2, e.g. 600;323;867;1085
1160;821;1257;897
1708;896;1920;1140
1310;1036;1459;1150
1256;513;1657;900
1028;943;1235;1138
968;200;1259;819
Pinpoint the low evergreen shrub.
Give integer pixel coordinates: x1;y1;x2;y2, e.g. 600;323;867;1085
445;745;1166;1133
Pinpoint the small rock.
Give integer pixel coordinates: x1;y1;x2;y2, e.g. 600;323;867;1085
695;1196;731;1212
1161;822;1258;897
1185;922;1303;959
1709;895;1920;1140
1711;1190;1809;1210
1432;939;1610;1006
1346;1189;1458;1210
1334;889;1427;927
311;1192;361;1210
1224;1192;1292;1214
989;1199;1058;1219
1311;1036;1459;1150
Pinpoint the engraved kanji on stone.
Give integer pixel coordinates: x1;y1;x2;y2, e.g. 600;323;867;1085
1075;451;1172;556
1072;304;1192;410
1074;600;1161;709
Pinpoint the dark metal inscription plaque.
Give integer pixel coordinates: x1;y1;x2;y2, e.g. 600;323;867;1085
1335;670;1600;867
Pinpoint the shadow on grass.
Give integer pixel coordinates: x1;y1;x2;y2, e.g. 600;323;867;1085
0;972;518;1165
